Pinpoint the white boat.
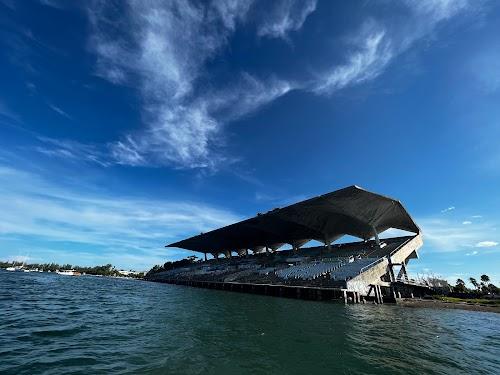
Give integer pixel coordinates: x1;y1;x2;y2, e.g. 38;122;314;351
56;269;81;276
6;265;24;272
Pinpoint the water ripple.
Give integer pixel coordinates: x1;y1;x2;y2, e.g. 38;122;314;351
1;271;499;374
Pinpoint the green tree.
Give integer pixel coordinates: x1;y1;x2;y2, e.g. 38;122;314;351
469;277;479;291
488;283;499;295
480;274;490;283
454;278;467;293
480;275;491;294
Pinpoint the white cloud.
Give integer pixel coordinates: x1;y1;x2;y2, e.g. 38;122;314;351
48;103;72;119
418;216;498;252
441;206;456;213
313;24;392;94
312;0;475;95
86;0;298;170
462;221;472;225
36;137;111;167
256;0;317;39
0;165;239;268
472;215;483;218
32;0;477;170
465;250;478;256
475;241;498;248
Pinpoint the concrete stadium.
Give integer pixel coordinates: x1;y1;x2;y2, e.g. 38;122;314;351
147;186;429;303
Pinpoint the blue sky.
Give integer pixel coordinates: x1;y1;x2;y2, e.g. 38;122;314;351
0;0;499;283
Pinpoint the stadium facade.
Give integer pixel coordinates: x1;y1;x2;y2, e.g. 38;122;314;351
148;186;429;303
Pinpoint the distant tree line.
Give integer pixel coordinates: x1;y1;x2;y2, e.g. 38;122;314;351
453;274;499;295
0;260;144;278
146;255;199;277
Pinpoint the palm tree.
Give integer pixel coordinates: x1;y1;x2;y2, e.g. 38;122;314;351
454;279;467;293
469;277;479;291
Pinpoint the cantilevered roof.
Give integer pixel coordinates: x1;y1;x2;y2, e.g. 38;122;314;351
167;186;420;253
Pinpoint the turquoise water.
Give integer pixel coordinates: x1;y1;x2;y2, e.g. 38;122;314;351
1;270;499;374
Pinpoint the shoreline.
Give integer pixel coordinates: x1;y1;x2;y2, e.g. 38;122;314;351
398;298;500;313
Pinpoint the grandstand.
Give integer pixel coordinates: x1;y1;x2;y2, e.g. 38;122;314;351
148;186;428;303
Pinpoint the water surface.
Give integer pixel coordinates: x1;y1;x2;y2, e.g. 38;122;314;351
1;270;499;374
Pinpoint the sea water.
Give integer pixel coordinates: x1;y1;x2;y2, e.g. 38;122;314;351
1;270;499;374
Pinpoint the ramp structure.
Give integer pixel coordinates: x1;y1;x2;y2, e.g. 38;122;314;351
149;186;428;303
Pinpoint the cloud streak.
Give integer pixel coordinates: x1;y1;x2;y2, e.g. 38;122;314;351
48;103;72;119
86;0;303;169
475;241;498;248
0;165;240;268
441;206;456;213
31;0;480;170
418;216;498;252
256;0;316;39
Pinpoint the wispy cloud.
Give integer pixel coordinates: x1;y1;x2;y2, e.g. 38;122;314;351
313;22;392;94
33;0;478;170
48;103;72;120
475;241;498;248
465;250;478;256
419;216;498;252
86;0;298;170
462;220;472;225
311;0;475;95
35;137;111;167
256;0;317;39
0;165;240;268
441;206;456;213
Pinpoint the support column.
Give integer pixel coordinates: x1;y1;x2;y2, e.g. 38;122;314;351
372;226;380;247
204;252;207;262
325;235;332;251
374;285;380;304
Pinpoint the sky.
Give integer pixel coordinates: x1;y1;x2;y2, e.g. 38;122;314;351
0;0;499;284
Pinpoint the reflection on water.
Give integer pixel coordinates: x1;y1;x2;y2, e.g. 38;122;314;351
1;271;499;374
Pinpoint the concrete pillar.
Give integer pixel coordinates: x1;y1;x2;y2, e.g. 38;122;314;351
325;235;332;251
378;286;384;304
204;253;207;262
343;290;347;304
372;226;380;247
374;285;380;304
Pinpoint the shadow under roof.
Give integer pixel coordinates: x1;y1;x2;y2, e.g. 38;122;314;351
166;185;420;253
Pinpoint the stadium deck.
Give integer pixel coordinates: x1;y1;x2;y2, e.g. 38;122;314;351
148;186;429;303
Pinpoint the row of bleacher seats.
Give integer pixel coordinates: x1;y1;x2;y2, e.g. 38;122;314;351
275;261;343;280
330;258;377;280
275;257;378;281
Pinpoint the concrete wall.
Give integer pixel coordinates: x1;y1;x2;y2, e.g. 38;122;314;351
389;234;423;264
346;234;423;296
